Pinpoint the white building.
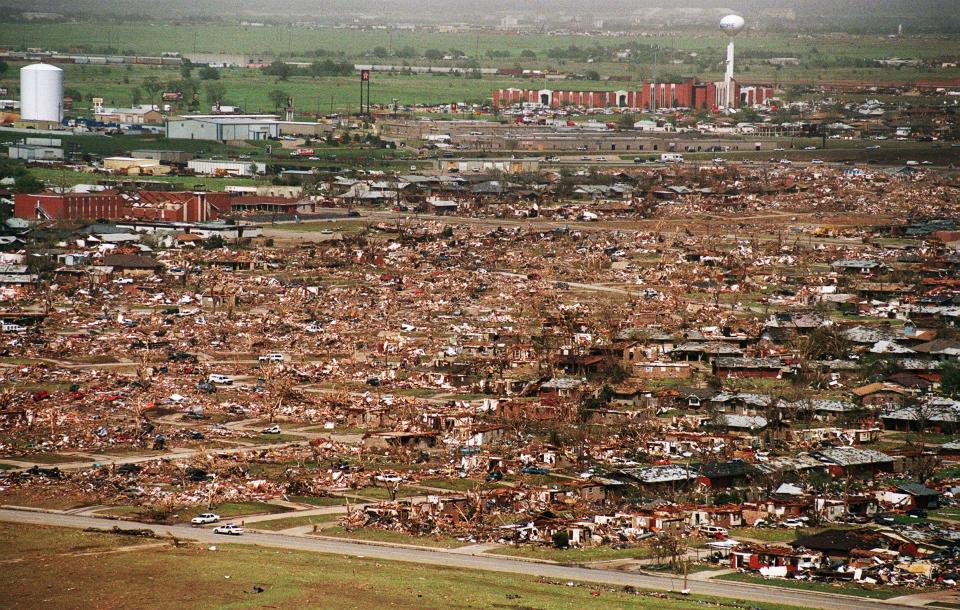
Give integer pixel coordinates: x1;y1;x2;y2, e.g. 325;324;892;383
166;115;281;142
187;159;266;176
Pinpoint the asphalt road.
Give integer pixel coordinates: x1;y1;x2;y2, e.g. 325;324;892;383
0;508;914;610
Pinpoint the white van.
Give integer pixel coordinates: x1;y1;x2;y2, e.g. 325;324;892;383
258;353;284;362
208;374;233;385
698;525;728;538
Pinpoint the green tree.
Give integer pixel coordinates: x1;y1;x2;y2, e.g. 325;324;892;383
14;172;45;194
130;87;143;105
142;77;163;105
204;234;225;249
584;69;600;81
941;361;960;398
198;66;220;80
204;82;226;104
180;63;193;79
551;531;570;549
268;89;290;110
0;61;8;75
264;60;292;81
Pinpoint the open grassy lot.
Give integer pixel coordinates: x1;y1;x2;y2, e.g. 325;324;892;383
100;501;293;523
489;543;657;563
726;527;847;544
28;166;267;191
715;571;927;600
317;525;469;549
248;512;341;531
350;485;422;501
0;522;811;610
0;522;154;558
288;495;349;507
0;489;94;511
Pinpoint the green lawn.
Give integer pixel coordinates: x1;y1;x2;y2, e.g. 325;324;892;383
417;477;498;492
715;572;917;600
100;501;293;523
203;501;293;520
0;522;810;610
489;544;657;563
351;486;422;500
727;527;833;544
288;495;349;507
248;513;341;531
318;525;468;549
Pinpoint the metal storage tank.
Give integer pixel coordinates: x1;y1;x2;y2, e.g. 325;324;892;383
20;63;64;122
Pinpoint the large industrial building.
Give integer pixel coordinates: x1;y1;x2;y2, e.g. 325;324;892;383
491;81;773;112
166;115;282;142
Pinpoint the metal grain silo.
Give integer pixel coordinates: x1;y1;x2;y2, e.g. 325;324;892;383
20;63;64;122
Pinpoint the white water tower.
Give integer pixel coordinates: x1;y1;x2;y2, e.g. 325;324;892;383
20;63;64;122
719;14;745;109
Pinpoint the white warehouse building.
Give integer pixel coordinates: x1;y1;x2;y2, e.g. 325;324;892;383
187;159;267;176
166;115;281;142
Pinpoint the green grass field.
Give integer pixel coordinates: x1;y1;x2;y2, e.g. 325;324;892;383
318;525;468;549
248;513;341;531
1;522;810;610
4;21;960;84
489;543;657;563
715;572;925;600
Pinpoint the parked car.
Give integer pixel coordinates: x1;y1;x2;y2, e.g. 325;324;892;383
262;424;281;434
208;374;233;385
258;353;284;362
782;518;806;528
213;523;243;535
191;513;220;525
520;466;549;475
698;525;728;538
375;473;403;483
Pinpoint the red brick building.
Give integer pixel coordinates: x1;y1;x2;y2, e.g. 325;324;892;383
15;192;125;221
492;80;774;111
15;191;230;222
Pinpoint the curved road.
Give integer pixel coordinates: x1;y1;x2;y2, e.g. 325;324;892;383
0;508;914;610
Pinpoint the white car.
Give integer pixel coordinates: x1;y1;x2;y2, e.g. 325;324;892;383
258;353;284;362
213;523;244;535
191;512;220;525
262;424;281;434
782;518;806;528
208;374;233;385
305;324;323;333
811;159;824;165
375;473;403;483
